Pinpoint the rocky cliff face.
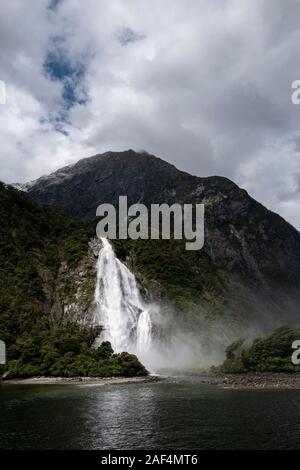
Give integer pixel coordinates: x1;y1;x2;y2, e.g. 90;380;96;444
16;150;300;331
0;182;99;350
18;149;238;216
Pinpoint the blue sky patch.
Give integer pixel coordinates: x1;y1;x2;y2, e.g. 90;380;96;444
43;36;88;131
44;48;87;109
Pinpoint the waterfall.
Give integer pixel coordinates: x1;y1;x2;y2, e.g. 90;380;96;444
93;238;152;357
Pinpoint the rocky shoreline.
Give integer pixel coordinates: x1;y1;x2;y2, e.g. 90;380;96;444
1;375;162;386
3;373;300;389
213;372;300;389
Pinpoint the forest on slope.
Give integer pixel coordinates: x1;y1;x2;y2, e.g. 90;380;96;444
0;183;147;378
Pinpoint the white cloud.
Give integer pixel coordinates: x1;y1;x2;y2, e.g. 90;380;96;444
1;0;300;228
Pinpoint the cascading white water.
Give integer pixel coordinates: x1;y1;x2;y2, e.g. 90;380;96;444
93;237;152;357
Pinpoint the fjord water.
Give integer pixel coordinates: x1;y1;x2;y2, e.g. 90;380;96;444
94;238;152;359
2;240;299;450
1;377;300;449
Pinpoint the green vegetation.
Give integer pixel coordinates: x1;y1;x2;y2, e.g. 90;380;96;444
112;237;231;330
113;238;222;303
0;183;94;337
1;333;147;378
219;327;300;373
0;184;147;378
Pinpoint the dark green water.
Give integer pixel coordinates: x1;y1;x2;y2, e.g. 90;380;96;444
1;376;300;450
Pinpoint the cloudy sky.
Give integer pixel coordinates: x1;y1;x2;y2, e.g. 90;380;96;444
1;0;300;228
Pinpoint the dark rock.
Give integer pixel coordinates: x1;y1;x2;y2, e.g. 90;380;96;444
16;149;300;330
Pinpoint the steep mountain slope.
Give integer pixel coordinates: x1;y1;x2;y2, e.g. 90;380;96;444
18;150;237;217
17;150;300;331
0;182;95;340
0;183;147;377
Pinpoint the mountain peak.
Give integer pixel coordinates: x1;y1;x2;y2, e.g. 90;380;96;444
14;150;181;193
14;149;239;214
8;150;300;329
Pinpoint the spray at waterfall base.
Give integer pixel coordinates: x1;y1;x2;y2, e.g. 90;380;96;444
93;198;206;371
92;238;234;372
